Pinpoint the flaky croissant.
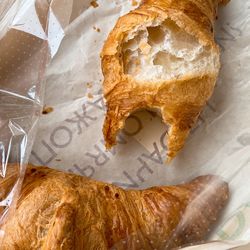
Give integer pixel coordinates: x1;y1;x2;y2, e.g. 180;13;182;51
101;0;229;161
0;165;229;249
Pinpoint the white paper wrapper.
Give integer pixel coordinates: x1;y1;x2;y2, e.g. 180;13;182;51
1;0;250;249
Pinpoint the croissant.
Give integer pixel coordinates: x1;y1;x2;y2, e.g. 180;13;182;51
101;0;230;161
0;165;229;249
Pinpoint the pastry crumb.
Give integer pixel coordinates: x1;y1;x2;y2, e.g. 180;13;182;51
42;106;53;115
86;82;93;88
87;93;94;99
93;26;101;32
131;0;138;6
90;0;99;8
55;159;61;162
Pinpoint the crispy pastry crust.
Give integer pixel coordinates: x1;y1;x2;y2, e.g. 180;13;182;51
0;165;229;249
101;0;229;161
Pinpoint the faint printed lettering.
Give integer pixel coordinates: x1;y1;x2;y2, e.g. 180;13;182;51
70;164;95;178
141;142;163;165
136;157;154;183
31;140;57;165
112;171;139;188
160;130;168;150
86;145;109;166
66;104;97;134
50;126;73;148
87;89;105;111
123;115;143;136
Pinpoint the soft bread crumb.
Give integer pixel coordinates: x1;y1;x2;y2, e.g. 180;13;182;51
122;19;217;82
42;106;53;115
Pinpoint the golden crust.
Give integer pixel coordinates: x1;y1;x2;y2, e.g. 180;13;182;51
101;0;229;161
0;165;229;249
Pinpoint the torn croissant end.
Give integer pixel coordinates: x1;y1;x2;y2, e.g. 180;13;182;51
0;164;229;250
101;0;230;161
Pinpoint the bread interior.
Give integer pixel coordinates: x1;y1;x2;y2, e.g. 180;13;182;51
122;19;217;82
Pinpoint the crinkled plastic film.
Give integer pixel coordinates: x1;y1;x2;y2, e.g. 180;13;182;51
0;0;250;249
0;0;68;228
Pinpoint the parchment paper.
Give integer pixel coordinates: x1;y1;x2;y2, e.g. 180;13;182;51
30;0;250;248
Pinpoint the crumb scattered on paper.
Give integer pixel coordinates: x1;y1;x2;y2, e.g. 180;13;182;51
131;0;138;6
90;0;99;8
86;82;93;88
55;159;61;162
93;26;101;32
42;106;54;115
87;93;94;99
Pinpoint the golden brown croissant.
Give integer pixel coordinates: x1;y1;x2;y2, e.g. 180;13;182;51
101;0;229;161
0;165;229;249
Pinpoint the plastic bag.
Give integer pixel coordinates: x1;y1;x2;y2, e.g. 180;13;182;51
0;0;67;225
0;0;48;224
1;0;250;249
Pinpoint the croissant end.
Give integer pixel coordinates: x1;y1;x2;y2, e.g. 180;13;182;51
101;0;229;161
0;165;229;249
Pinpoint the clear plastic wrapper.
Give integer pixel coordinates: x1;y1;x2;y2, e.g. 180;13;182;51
1;0;250;249
0;0;50;225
